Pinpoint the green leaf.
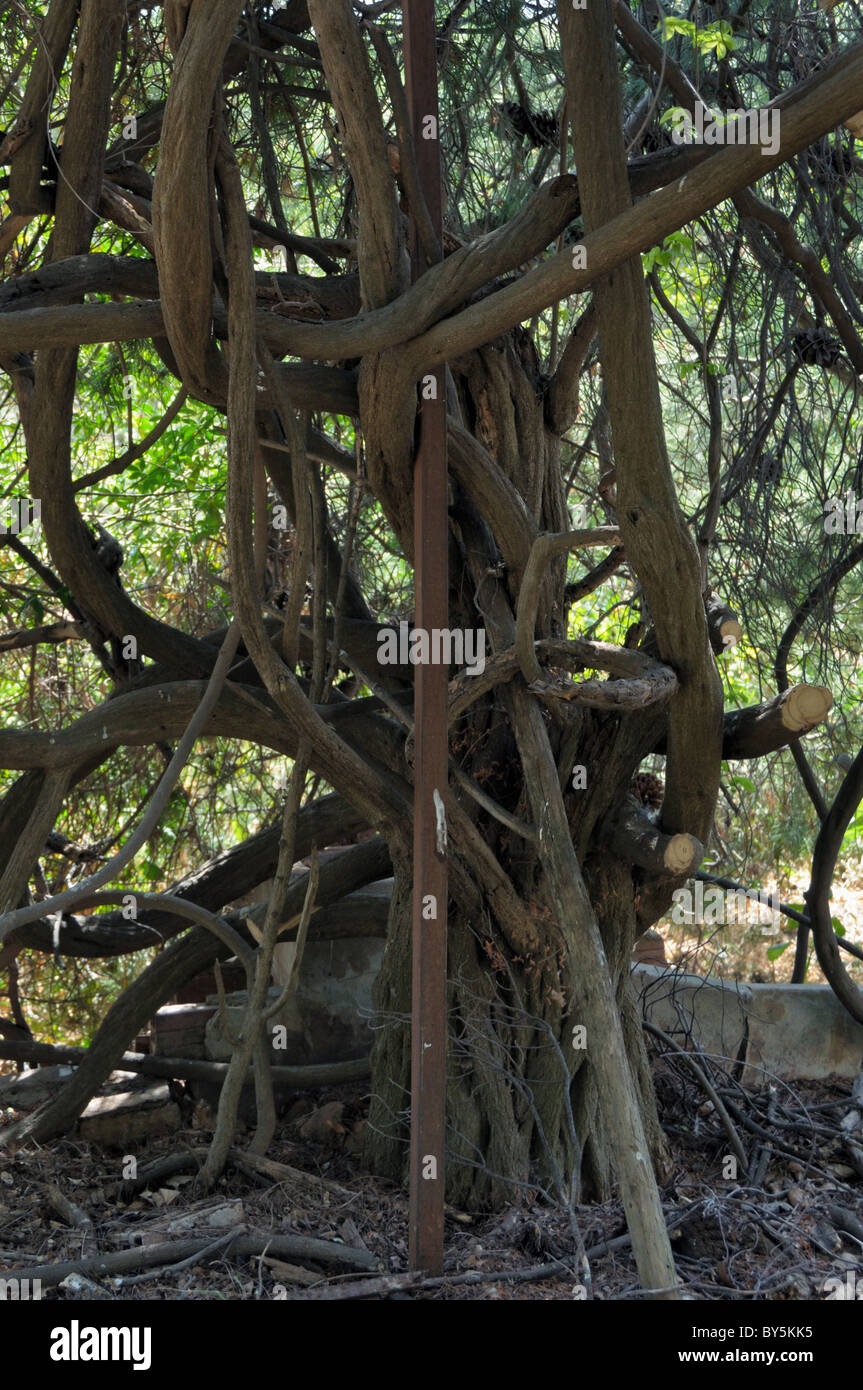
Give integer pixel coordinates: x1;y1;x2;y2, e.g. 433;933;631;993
728;775;755;792
659;105;688;130
767;942;791;961
19;594;45;625
659;17;695;41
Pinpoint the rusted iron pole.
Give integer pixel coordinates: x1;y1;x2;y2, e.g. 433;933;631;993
402;0;447;1277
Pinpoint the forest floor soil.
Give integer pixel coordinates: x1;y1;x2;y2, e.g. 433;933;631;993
1;1070;861;1301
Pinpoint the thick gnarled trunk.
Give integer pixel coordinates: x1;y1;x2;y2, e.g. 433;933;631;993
366;840;671;1211
361;337;672;1213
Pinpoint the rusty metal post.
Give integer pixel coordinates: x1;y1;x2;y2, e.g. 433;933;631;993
402;0;447;1277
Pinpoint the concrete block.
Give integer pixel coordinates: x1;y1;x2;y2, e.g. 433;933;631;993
153;1002;215;1059
633;964;863;1085
78;1082;181;1147
632;963;752;1070
0;1063;76;1111
205;937;383;1066
743;982;863;1085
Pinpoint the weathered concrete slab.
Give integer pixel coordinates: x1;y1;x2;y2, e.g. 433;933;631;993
744;982;863;1084
153;1002;215;1059
0;1063;77;1110
632;964;863;1084
78;1081;181;1146
632;964;751;1069
205;937;382;1066
155;919;863;1086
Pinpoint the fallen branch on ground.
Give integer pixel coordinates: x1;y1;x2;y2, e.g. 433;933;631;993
1;1229;380;1289
0;1038;370;1087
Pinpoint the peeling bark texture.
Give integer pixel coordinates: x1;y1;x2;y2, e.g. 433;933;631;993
307;0;404;312
152;0;244;398
7;0;79;216
560;2;723;852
